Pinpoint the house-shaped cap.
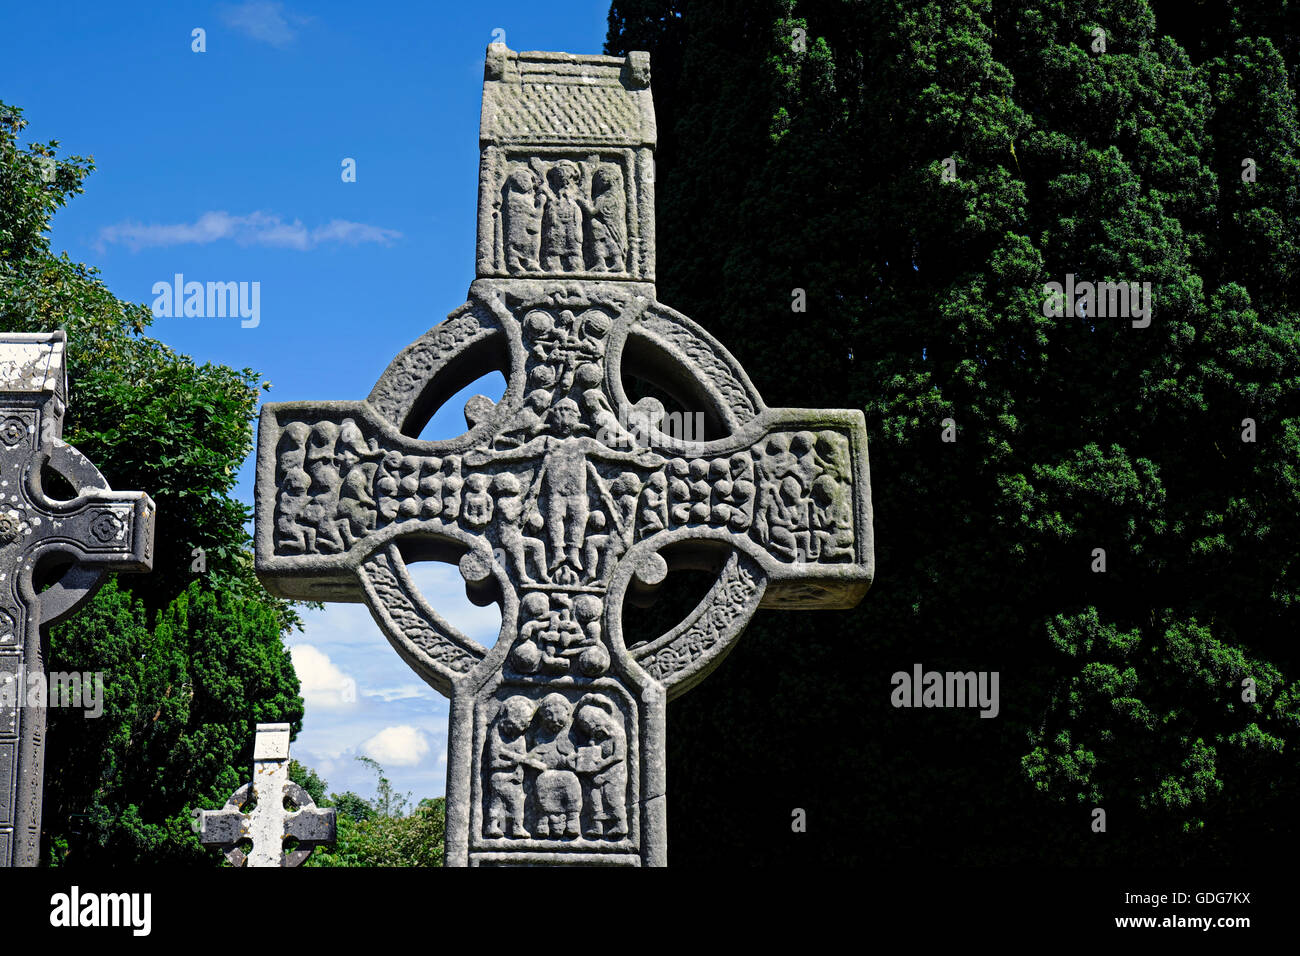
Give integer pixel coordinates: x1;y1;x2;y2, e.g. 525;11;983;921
0;331;67;400
481;44;655;148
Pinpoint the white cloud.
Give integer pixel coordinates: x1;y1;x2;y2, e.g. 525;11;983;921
363;684;433;703
96;211;402;252
290;644;358;710
220;1;310;47
310;219;403;245
287;714;446;766
362;725;430;767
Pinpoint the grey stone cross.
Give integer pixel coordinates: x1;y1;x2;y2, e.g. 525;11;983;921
254;44;874;866
194;722;336;866
0;331;155;867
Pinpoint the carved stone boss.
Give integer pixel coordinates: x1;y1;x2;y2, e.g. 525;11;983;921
253;45;874;866
0;331;155;867
194;722;336;867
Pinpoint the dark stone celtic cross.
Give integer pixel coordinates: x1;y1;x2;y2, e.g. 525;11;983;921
254;45;874;866
0;332;155;867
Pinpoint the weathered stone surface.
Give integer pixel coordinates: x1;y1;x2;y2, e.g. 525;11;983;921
253;45;874;866
0;331;156;867
194;722;335;867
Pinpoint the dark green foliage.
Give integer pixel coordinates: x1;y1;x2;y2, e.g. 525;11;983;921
1;102;306;864
44;580;303;864
607;0;1300;864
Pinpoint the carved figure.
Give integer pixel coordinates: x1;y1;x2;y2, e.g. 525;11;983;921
529;693;581;838
638;471;668;536
609;472;642;550
496;388;552;449
461;472;494;529
303;422;345;553
581;510;612;583
754;434;799;556
336;420;379;547
540;160;586;272
274;422;312;552
486;696;541;838
495;472;549;584
572;594;609;676
275;467;311;553
538;399;592;572
502;167;543;272
576;362;627;445
574;694;628;838
509;591;551;673
588;165;626;272
811;473;854;561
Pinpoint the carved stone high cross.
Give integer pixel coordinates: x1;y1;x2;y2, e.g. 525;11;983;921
0;331;155;867
194;722;336;866
254;44;874;866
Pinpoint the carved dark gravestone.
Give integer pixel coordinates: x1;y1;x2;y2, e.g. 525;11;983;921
254;45;874;866
0;331;156;867
194;722;336;867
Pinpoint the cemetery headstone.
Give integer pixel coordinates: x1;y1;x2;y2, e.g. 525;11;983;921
194;722;336;867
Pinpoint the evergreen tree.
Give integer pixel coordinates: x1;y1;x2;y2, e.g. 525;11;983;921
606;0;1300;864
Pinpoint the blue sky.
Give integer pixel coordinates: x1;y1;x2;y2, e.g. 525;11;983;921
4;0;611;802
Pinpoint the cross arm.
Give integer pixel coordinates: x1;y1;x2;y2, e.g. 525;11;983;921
194;801;249;847
751;406;873;609
254;400;437;601
254;402;490;693
284;805;336;843
639;405;874;610
22;446;155;574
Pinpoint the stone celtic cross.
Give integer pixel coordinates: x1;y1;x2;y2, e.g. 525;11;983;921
254;44;874;866
194;722;336;866
0;331;155;867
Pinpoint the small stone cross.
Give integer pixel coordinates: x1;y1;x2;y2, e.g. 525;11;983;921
194;722;336;867
254;45;875;866
0;331;155;867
